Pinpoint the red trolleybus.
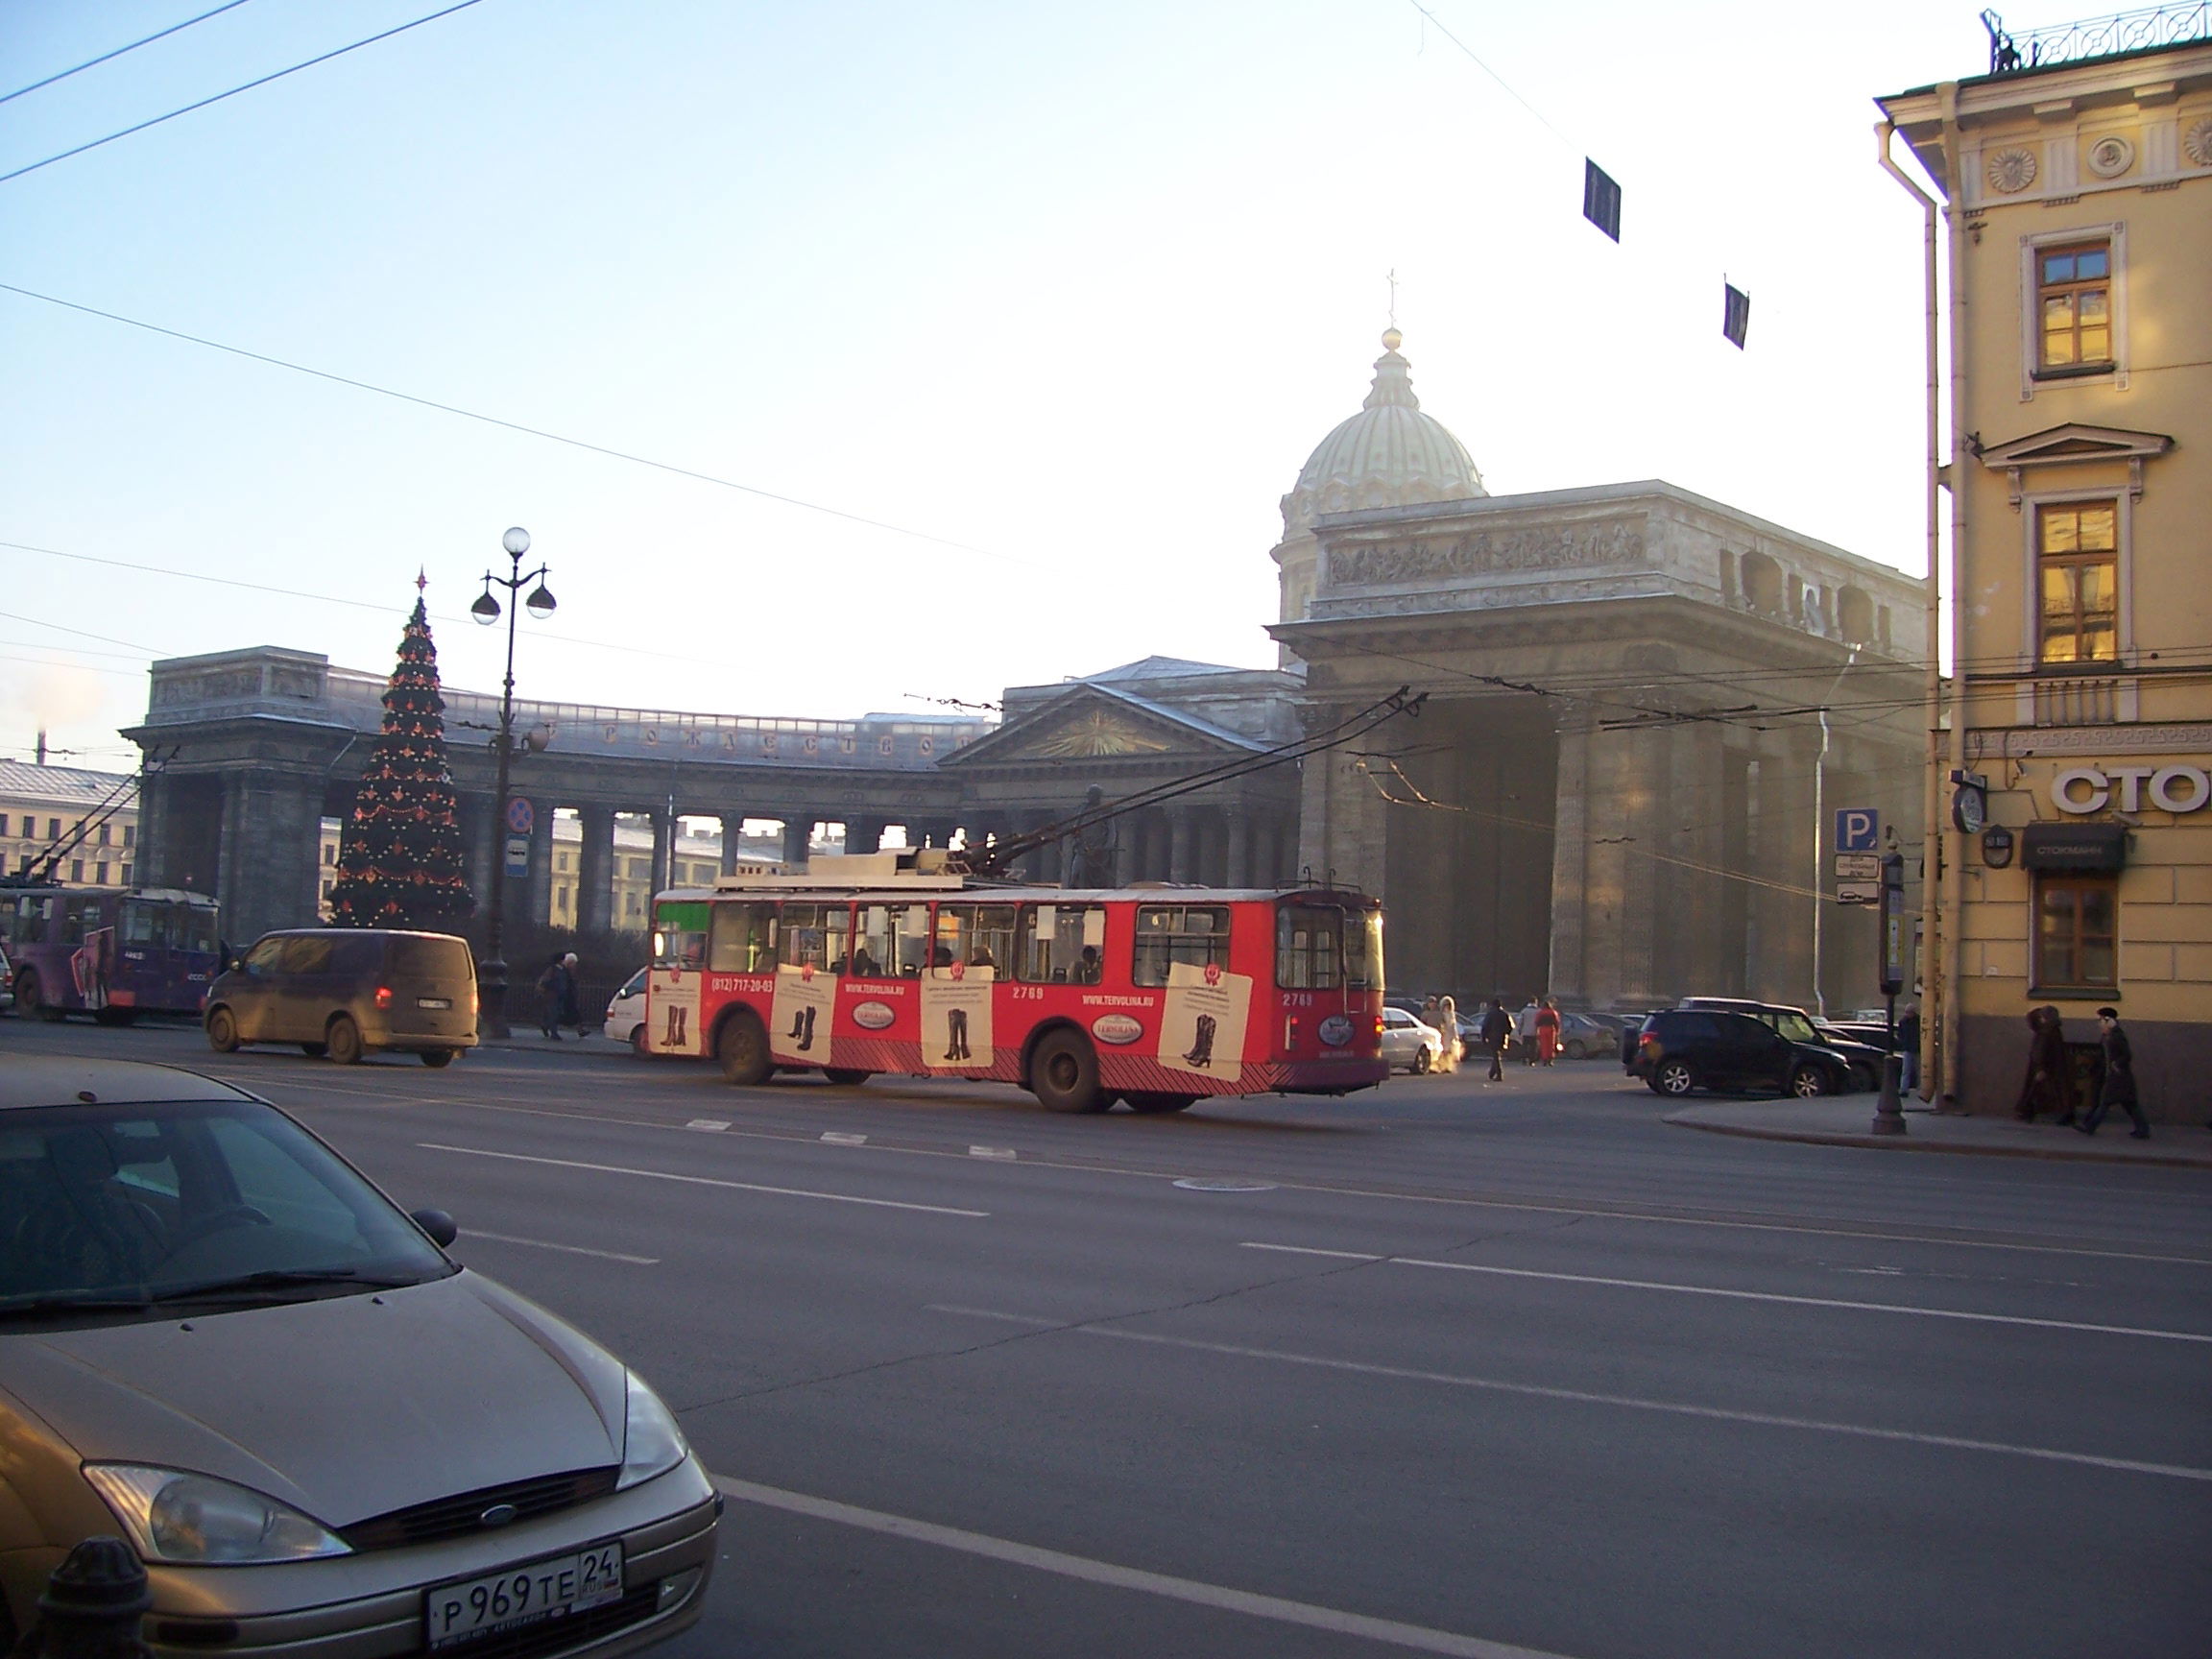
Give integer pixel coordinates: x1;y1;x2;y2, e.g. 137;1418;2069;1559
639;850;1386;1112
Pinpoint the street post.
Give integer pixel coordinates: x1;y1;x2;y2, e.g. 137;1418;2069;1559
1871;850;1908;1135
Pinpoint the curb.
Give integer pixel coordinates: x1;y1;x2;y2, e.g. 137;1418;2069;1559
1663;1110;2212;1169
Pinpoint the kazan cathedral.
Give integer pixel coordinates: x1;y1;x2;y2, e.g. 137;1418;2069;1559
131;332;1925;1011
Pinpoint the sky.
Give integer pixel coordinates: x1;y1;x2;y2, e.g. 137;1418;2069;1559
1;0;1997;773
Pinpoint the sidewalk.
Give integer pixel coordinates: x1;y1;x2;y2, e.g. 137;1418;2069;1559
476;1026;637;1060
1665;1096;2212;1168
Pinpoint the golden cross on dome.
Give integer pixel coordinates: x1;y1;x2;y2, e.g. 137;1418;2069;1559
415;567;428;594
1386;268;1397;330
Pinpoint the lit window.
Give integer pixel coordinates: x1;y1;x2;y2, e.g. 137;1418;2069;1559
2036;241;2111;373
2033;875;2117;991
2036;502;2119;664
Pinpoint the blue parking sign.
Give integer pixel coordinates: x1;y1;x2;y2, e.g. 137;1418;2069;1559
1836;808;1879;853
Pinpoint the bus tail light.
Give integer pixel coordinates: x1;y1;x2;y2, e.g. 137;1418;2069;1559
1285;1016;1299;1050
374;986;394;1011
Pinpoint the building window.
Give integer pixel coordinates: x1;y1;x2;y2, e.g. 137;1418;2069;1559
98;824;110;846
323;843;335;865
47;819;60;840
2036;241;2110;374
122;864;132;885
123;825;134;847
2033;874;2117;992
69;860;84;883
96;863;109;885
0;814;9;836
2036;502;2119;664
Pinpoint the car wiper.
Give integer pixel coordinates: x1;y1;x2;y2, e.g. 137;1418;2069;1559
0;1291;156;1317
145;1267;422;1305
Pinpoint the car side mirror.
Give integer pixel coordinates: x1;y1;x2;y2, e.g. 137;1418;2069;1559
410;1209;459;1249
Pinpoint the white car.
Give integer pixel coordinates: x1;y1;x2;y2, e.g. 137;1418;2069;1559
606;968;648;1055
1380;1005;1445;1074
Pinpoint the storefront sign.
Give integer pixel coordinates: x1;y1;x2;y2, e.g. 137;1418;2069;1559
2020;822;2128;871
2050;763;2212;815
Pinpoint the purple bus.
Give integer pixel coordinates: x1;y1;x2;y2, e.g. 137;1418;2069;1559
2;884;222;1023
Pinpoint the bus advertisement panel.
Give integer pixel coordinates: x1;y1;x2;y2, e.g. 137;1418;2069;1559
3;886;222;1022
643;856;1386;1113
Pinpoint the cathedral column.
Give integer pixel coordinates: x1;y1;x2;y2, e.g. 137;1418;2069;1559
1547;720;1592;1003
781;818;811;869
1167;807;1193;883
579;804;615;934
1225;806;1250;887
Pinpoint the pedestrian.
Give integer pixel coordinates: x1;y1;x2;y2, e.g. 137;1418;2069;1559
1897;1002;1921;1094
1434;994;1460;1073
1535;998;1561;1067
558;951;585;1038
1479;998;1512;1083
2078;1007;2150;1139
534;953;567;1040
2014;1005;2074;1124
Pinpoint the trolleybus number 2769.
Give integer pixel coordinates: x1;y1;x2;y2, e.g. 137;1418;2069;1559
640;852;1386;1115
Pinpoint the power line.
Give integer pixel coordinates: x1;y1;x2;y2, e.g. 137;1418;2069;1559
0;284;1025;565
0;0;489;187
0;1;258;107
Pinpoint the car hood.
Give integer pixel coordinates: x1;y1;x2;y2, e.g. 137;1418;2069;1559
2;1271;626;1527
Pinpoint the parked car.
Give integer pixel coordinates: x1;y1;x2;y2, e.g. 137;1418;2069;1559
1380;1005;1445;1074
0;1056;719;1656
1553;1011;1617;1059
607;967;649;1055
1626;1008;1852;1097
204;929;477;1066
0;942;12;1012
1676;998;1883;1091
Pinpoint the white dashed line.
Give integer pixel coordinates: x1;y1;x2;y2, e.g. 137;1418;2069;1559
685;1118;730;1132
463;1230;659;1264
1239;1242;2212;1344
969;1145;1017;1161
822;1132;869;1145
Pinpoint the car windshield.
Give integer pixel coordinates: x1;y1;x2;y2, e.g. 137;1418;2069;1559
0;1099;452;1321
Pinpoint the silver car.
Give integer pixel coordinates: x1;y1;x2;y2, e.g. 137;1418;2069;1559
0;1058;718;1656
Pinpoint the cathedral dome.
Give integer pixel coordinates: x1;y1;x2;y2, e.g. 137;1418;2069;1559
1280;329;1484;537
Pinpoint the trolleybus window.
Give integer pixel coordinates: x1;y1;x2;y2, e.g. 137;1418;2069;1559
1345;907;1383;990
933;904;1015;975
1276;904;1345;990
1133;905;1231;987
1018;904;1105;983
774;902;847;973
709;902;773;973
653;902;709;970
858;904;928;978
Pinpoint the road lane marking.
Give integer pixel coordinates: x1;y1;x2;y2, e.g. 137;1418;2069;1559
969;1145;1017;1161
462;1230;659;1264
822;1132;868;1145
685;1118;730;1132
1239;1242;2212;1344
926;1309;2212;1485
710;1475;1579;1658
415;1143;988;1217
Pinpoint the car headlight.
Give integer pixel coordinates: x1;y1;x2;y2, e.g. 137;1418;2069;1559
82;1466;349;1565
617;1369;688;1491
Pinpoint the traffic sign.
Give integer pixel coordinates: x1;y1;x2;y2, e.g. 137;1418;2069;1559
503;834;530;878
1835;808;1879;853
1836;880;1879;905
505;797;536;835
1835;854;1881;880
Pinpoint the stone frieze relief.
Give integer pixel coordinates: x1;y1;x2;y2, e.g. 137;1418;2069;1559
1326;518;1647;588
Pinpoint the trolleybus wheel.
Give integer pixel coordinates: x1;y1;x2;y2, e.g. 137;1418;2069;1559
822;1068;872;1086
325;1016;365;1066
205;1006;240;1053
1030;1029;1106;1114
1123;1092;1197;1115
717;1011;771;1086
18;971;66;1022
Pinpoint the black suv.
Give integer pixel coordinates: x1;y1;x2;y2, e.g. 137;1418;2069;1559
1627;1008;1852;1098
1677;998;1885;1092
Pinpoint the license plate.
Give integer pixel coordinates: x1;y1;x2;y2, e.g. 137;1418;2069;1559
425;1541;623;1649
418;997;452;1010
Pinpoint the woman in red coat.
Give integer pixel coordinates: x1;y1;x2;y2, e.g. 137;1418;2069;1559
1534;999;1561;1067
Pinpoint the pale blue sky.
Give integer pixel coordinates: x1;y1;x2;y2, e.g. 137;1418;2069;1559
3;0;1990;767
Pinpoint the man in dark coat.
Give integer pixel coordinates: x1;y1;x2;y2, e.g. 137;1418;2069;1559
2015;1005;2075;1124
1479;999;1512;1083
2078;1007;2150;1139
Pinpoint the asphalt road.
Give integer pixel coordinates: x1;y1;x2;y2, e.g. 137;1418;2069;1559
11;1016;2208;1658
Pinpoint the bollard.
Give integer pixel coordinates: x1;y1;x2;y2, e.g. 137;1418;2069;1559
1870;1051;1908;1137
11;1538;150;1659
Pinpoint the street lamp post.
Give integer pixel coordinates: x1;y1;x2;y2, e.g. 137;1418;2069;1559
471;526;556;1038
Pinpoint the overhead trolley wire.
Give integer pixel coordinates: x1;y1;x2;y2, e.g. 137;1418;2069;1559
0;0;491;187
0;0;257;107
0;285;1026;565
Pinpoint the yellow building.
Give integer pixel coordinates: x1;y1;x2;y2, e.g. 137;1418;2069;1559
1880;16;2212;1120
0;760;139;888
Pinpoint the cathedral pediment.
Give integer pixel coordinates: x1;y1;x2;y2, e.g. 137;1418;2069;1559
940;685;1261;771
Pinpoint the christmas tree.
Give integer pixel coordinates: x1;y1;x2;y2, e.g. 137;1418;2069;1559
327;588;473;928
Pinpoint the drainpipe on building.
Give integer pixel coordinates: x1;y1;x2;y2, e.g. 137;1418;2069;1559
1876;119;1946;1101
1938;84;1972;1113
